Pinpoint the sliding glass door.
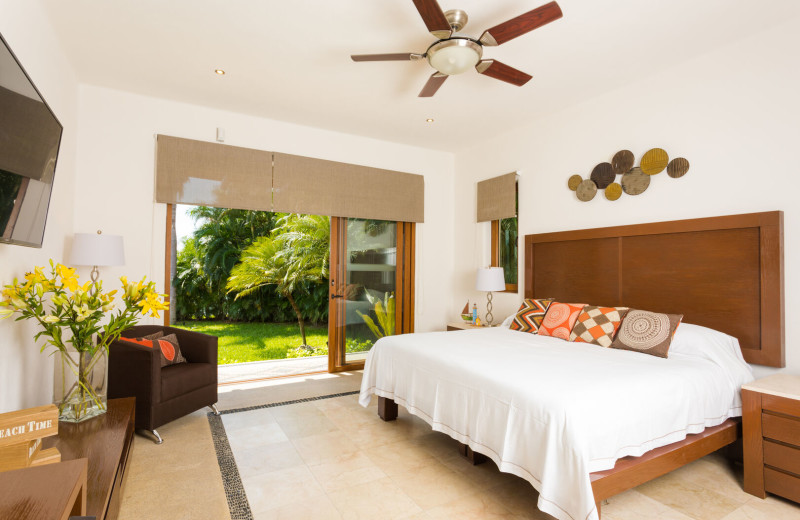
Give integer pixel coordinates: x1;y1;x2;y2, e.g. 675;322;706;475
329;218;414;371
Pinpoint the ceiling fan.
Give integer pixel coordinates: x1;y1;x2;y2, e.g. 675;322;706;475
351;0;563;97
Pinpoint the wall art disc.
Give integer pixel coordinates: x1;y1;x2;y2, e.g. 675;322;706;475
612;150;634;175
621;167;650;195
667;157;690;178
568;174;583;191
590;162;615;189
640;148;669;175
605;182;622;201
576;179;598;201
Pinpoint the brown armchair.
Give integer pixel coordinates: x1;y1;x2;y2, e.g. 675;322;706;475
108;325;219;444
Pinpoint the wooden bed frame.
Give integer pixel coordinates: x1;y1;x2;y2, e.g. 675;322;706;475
378;211;784;518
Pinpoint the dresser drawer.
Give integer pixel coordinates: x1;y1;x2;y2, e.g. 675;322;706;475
765;467;800;503
764;440;800;475
763;394;800;417
763;413;800;447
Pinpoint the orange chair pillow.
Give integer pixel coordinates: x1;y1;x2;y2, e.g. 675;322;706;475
119;333;186;367
538;302;586;340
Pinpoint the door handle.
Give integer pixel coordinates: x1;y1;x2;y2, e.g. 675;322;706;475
331;294;344;299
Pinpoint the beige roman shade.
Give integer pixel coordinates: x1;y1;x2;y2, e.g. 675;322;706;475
155;135;272;211
477;172;517;222
272;152;424;223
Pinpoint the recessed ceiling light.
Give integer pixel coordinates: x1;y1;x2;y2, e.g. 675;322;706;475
214;69;225;75
425;118;434;123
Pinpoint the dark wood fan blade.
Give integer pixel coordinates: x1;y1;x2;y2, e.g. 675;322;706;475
411;0;452;39
351;53;421;62
475;60;532;86
418;72;448;97
479;1;563;46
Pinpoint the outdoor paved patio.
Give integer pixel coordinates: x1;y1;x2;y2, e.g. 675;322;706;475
218;355;328;384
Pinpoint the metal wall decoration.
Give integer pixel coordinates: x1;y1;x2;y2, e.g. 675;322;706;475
568;147;690;202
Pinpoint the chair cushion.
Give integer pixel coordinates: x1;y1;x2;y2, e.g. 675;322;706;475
161;362;216;401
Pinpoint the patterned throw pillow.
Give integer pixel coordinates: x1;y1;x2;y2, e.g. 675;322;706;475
119;333;187;367
538;302;586;340
569;305;629;347
609;309;683;358
509;298;554;333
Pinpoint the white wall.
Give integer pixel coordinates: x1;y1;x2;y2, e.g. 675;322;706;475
0;1;79;411
452;18;800;377
73;84;455;334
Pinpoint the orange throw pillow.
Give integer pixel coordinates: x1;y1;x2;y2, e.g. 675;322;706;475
538;302;586;340
119;334;186;367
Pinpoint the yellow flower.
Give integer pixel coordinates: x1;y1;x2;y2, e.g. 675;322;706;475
43;315;60;324
57;264;80;292
0;307;12;319
137;291;169;318
10;297;27;309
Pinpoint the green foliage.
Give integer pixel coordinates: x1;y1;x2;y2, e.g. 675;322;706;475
499;216;518;284
172;207;330;324
174;320;327;364
357;292;395;339
227;214;331;345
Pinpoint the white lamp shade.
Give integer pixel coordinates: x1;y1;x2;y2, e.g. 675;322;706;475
476;267;505;292
69;233;125;267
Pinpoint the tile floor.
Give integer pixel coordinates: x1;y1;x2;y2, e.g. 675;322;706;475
119;371;800;520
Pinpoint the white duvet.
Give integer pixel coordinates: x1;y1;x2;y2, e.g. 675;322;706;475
359;324;754;520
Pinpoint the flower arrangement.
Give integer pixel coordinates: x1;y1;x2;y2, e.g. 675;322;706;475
1;260;168;421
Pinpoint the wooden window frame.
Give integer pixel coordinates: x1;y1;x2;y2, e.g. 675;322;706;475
491;219;518;293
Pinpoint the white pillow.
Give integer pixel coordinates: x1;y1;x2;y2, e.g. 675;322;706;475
500;313;516;328
670;323;754;392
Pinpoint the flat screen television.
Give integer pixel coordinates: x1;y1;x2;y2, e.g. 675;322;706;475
0;32;63;248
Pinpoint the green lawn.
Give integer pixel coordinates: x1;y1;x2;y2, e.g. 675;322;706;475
173;321;328;365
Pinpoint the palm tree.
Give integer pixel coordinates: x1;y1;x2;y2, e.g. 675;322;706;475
226;214;329;346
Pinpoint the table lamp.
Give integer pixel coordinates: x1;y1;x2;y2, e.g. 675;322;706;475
475;267;505;326
69;230;125;282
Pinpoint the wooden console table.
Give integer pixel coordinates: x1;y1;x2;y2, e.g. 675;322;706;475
43;397;135;520
0;458;87;519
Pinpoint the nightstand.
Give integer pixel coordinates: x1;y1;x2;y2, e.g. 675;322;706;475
446;321;486;331
743;374;800;502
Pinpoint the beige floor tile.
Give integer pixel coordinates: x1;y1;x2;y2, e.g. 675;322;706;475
390;458;478;509
291;429;359;465
234;440;305;477
665;456;752;505
221;407;276;431
253;494;343;520
364;439;441;477
490;480;549;519
226;422;290;452
327;476;423;520
425;493;521;520
717;495;800;519
411;431;462;461
437;452;522;489
601;489;676;520
243;464;326;513
308;450;388;493
275;412;341;439
636;469;743;520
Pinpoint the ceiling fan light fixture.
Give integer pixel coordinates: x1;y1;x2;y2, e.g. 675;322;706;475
427;38;482;76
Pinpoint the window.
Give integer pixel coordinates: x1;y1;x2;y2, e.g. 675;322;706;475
491;182;518;292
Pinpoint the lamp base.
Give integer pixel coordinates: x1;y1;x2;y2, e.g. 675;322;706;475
486;292;494;326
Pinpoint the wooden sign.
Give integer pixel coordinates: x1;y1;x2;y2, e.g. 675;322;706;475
0;404;59;473
0;404;58;446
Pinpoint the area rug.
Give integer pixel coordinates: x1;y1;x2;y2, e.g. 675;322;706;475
207;390;361;520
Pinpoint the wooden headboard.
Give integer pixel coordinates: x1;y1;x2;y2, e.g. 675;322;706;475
524;211;784;367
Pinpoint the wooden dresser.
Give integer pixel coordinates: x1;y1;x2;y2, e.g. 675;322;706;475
43;397;135;520
743;374;800;502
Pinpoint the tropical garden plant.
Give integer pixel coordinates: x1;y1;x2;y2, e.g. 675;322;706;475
357;291;395;339
227;214;330;347
0;261;168;421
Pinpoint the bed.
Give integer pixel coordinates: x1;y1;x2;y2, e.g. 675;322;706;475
359;211;784;520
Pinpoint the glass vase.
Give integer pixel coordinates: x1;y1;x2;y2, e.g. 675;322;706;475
53;348;108;423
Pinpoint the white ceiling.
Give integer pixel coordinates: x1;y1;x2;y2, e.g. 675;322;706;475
40;0;800;152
